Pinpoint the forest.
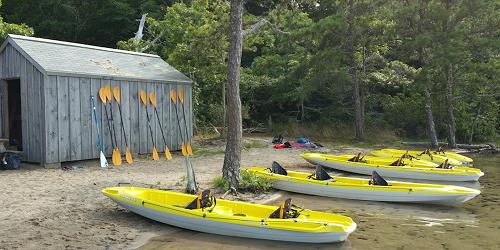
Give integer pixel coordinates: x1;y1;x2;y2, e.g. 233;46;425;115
1;0;499;145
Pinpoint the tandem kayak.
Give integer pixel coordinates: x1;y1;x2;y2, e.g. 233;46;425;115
102;187;356;243
247;164;480;204
371;148;472;166
301;153;484;182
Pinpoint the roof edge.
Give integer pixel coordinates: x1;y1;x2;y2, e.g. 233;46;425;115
46;70;193;84
2;36;49;76
7;34;161;59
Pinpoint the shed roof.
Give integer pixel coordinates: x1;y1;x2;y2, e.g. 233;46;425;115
2;34;192;83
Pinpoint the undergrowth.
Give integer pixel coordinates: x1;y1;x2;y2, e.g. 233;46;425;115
213;170;272;193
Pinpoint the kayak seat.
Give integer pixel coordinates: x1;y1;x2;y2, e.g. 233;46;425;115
308;165;335;181
368;171;389;186
267;161;288;175
269;198;300;219
436;159;451;169
185;190;216;210
389;157;406;166
348;153;366;163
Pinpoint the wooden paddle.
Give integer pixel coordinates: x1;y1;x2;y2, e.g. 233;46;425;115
140;90;160;161
149;91;173;160
113;86;133;164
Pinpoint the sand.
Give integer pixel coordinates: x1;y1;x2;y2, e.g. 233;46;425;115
1;138;498;250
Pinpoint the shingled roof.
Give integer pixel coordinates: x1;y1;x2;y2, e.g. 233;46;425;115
2;34;192;83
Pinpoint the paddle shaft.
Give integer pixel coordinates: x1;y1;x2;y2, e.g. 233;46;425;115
153;107;168;146
144;105;157;148
179;100;191;145
109;101;119;148
91;96;104;152
173;100;197;180
116;103;129;147
103;103;115;149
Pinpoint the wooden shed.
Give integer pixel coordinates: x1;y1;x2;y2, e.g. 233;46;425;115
0;34;193;167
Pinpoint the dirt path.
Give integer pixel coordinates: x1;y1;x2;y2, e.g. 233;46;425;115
0;138;330;250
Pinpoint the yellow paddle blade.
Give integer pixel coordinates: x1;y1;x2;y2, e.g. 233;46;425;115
105;85;112;102
170;89;177;104
187;143;193;156
125;147;133;164
181;143;187;156
140;90;147;106
178;88;184;104
98;88;107;103
149;91;157;107
153;146;160;161
113;86;121;104
165;145;173;160
112;148;122;166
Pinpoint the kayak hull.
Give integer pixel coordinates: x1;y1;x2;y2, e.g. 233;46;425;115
272;179;479;204
108;197;355;243
303;157;483;182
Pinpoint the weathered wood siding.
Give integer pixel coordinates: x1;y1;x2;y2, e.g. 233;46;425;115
43;76;191;163
0;44;44;162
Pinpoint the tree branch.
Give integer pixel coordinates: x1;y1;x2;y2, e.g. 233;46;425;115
242;17;291;37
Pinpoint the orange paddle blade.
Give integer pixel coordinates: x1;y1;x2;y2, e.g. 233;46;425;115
170;89;177;103
165;145;173;160
125;147;133;164
178;88;184;103
112;148;122;166
181;143;187;156
113;86;121;104
153;146;160;161
105;85;112;102
149;92;157;107
140;90;147;106
98;88;107;103
187;143;193;156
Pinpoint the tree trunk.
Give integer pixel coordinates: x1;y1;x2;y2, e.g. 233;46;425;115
468;100;482;144
346;0;364;140
222;0;243;192
446;63;457;148
423;86;438;147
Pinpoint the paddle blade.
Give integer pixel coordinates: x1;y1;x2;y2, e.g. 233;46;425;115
140;90;147;106
105;85;112;102
181;143;187;156
178;88;184;103
165;145;173;160
187;143;193;156
99;151;109;168
170;89;177;103
112;148;122;166
113;86;121;104
125;147;133;164
149;92;157;107
153;146;160;161
98;88;107;103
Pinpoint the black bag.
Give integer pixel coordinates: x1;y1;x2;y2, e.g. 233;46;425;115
272;134;284;144
0;152;21;170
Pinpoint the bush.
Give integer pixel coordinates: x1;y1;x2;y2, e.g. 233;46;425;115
212;170;272;193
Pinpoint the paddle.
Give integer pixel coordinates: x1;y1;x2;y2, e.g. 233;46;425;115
99;87;121;166
178;88;193;156
91;95;108;168
169;89;187;156
105;85;121;165
171;89;198;193
149;91;173;160
140;90;160;161
113;86;133;164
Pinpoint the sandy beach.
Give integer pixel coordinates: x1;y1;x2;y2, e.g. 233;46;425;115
1;137;499;250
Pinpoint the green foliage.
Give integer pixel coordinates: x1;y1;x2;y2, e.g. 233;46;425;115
213;171;272;193
0;1;33;42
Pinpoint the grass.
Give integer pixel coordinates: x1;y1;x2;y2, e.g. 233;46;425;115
213;170;272;193
192;146;225;157
243;139;267;150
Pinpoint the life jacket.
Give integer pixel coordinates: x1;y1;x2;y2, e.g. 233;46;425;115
185;189;215;210
269;198;300;219
369;171;389;186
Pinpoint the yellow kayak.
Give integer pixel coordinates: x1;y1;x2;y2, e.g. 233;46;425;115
371;148;473;166
102;187;356;243
301;153;483;182
247;165;480;204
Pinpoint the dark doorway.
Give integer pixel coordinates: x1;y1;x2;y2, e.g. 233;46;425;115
7;79;22;150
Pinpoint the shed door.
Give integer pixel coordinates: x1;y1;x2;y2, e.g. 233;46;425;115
6;79;22;150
